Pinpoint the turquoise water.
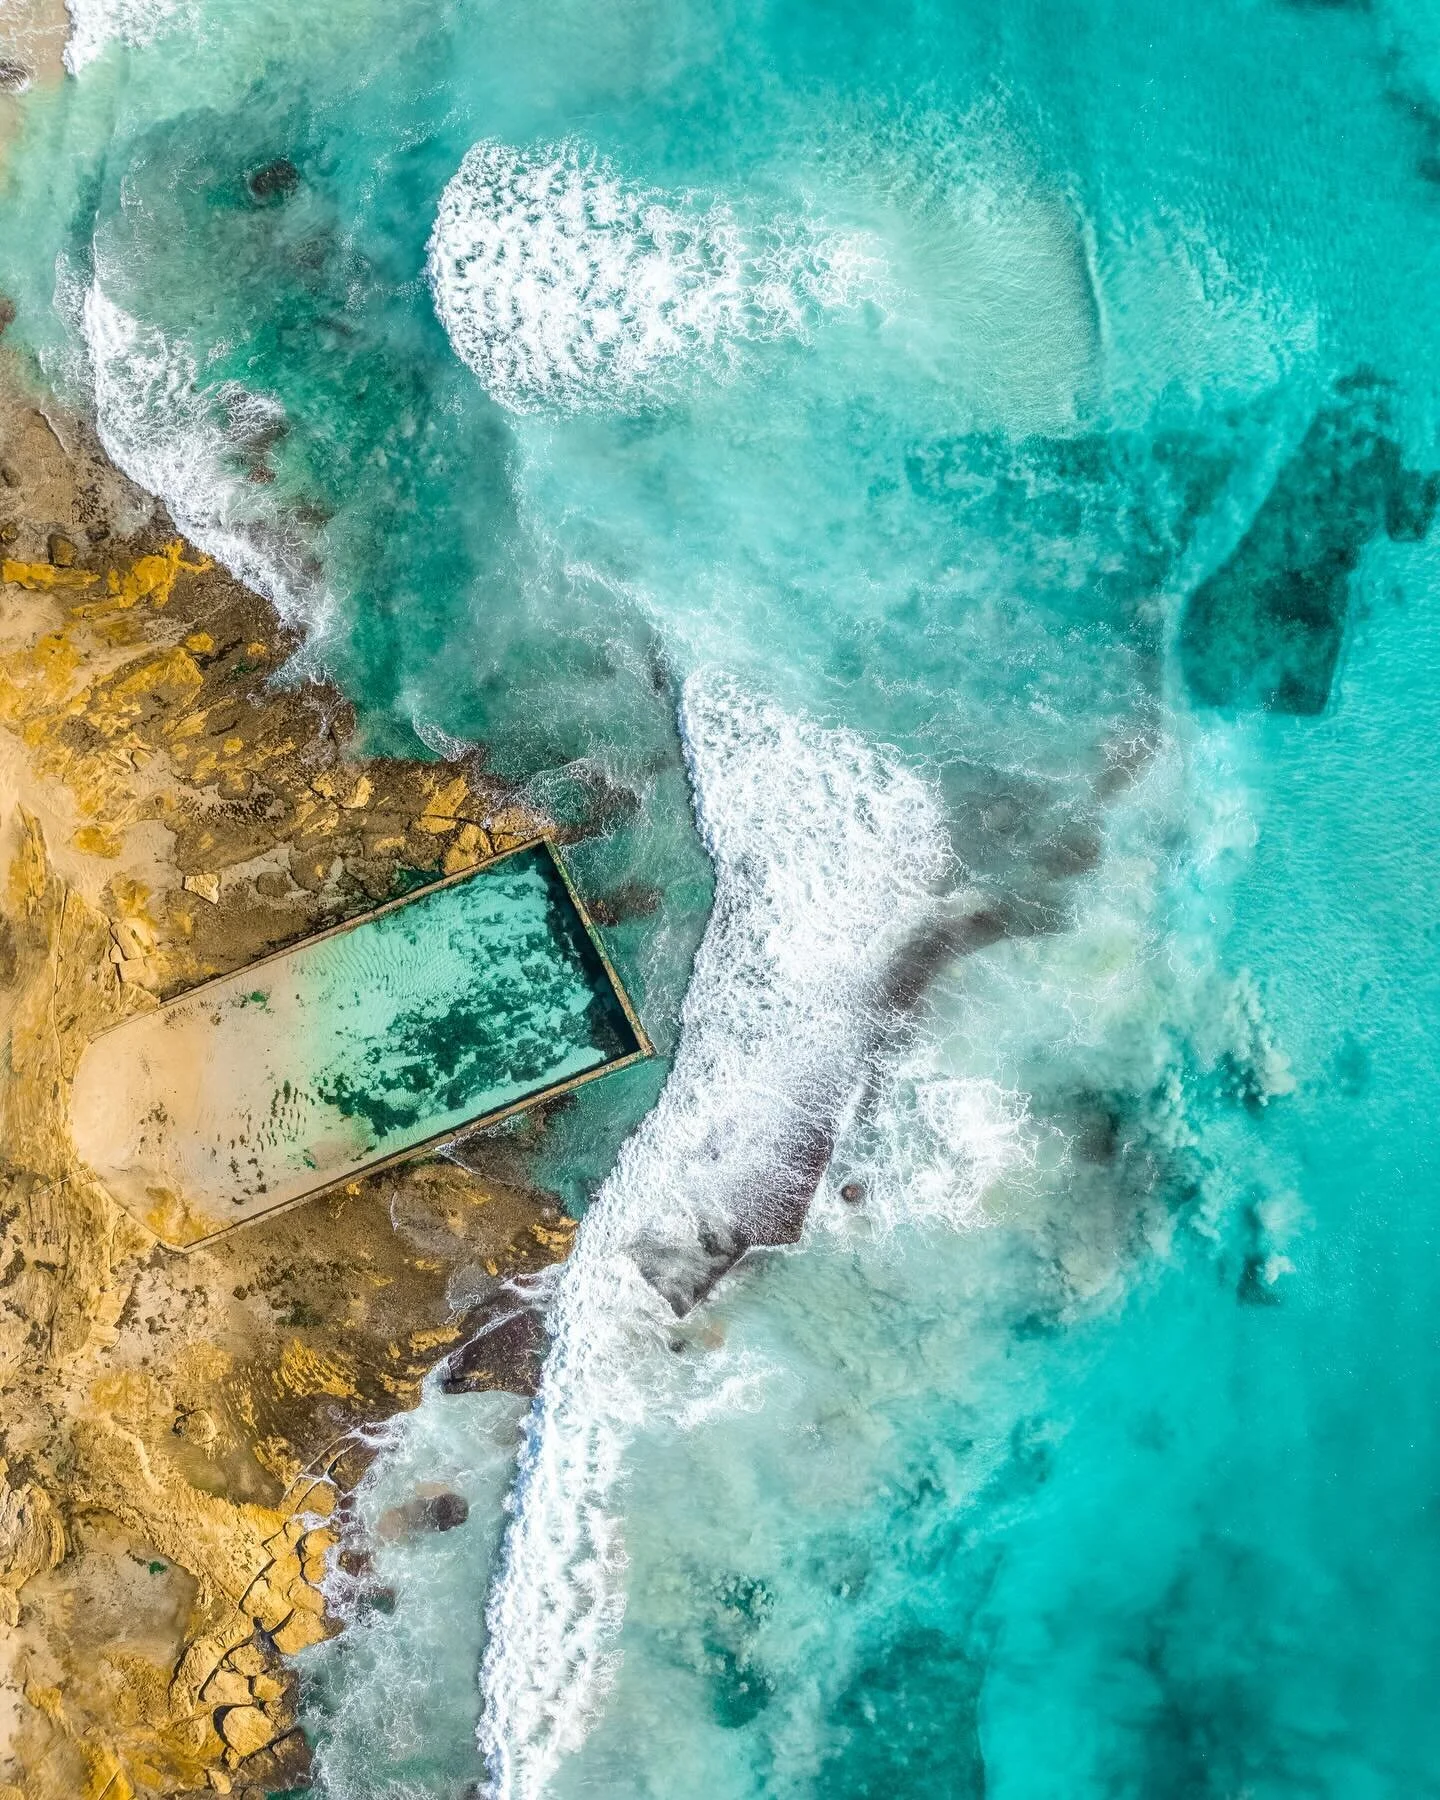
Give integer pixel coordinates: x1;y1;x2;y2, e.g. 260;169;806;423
3;0;1439;1793
295;845;640;1155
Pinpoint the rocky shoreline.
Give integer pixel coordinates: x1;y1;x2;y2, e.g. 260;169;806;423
0;340;578;1798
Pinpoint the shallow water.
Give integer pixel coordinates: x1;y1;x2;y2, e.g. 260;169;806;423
3;0;1439;1793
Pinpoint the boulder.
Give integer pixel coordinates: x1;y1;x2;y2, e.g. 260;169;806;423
232;1727;312;1792
200;1668;253;1708
218;1704;275;1758
271;1608;328;1655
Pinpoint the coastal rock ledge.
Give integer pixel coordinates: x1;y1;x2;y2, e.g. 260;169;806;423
0;344;577;1797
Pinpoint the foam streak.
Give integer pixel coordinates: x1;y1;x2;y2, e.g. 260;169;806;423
477;673;948;1798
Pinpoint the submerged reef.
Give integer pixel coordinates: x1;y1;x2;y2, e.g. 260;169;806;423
0;343;579;1798
1179;373;1438;713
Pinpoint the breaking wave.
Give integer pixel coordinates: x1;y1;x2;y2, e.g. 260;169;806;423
63;0;196;73
78;281;326;626
428;139;879;414
477;673;953;1797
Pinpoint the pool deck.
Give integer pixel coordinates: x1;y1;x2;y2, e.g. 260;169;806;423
69;837;652;1248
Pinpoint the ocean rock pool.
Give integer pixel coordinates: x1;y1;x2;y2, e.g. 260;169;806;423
69;840;649;1246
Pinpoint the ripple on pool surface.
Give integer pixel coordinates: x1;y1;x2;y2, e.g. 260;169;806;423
70;842;649;1246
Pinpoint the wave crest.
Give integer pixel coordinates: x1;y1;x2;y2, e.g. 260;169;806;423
63;0;196;73
77;281;325;626
428;139;878;414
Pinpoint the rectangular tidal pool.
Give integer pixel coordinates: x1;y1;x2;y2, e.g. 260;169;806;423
70;841;649;1246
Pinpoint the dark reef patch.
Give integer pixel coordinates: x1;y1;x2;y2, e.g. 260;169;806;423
245;157;303;204
1380;55;1440;188
1101;1542;1308;1797
817;1627;987;1799
441;1299;549;1396
1179;373;1437;713
705;1576;776;1730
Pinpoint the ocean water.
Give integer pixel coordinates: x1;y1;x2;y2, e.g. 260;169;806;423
3;1;1439;1795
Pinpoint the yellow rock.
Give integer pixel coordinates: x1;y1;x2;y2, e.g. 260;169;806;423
286;1577;326;1616
80;1745;133;1800
486;803;537;845
0;1465;65;1615
185;632;216;654
3;557;98;591
263;1547;303;1590
271;1607;329;1654
105;540;210;610
241;1573;292;1632
250;1672;285;1704
218;1703;275;1757
170;707;211;740
286;1477;337;1519
443;822;491;874
111;916;155;960
110;646;204;702
224;1643;268;1679
200;1668;253;1708
423;774;469;820
277;1339;359;1401
73;823;123;857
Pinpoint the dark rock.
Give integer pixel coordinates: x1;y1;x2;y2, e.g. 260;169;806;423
47;533;77;568
246;157;302;203
441;1301;548;1395
355;1583;398;1617
839;1181;866;1205
423;1490;469;1530
586;881;663;927
376;1487;469;1541
1;464;19;487
1237;1255;1282;1307
0;64;29;96
231;1726;313;1791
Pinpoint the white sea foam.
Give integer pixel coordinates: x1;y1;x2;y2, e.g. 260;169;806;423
818;1065;1032;1240
477;673;950;1798
428;139;879;414
77;281;326;627
62;0;196;72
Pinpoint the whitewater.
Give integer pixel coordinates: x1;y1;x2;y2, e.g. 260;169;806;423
477;676;955;1796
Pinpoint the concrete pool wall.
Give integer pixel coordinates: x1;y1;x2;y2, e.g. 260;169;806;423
69;839;651;1247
